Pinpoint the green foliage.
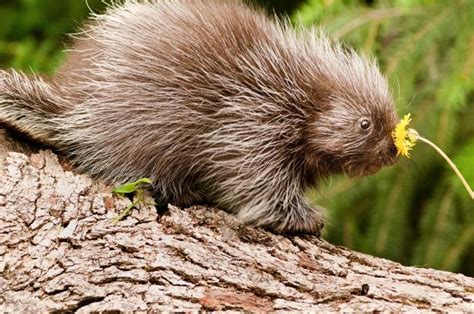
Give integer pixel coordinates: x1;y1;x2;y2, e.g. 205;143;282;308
296;0;473;275
113;178;153;195
0;0;106;73
454;140;474;190
112;178;154;224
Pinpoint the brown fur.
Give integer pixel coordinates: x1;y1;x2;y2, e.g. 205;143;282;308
0;0;398;234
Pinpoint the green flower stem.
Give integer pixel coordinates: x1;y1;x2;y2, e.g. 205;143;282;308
417;135;473;200
112;189;149;224
111;201;137;224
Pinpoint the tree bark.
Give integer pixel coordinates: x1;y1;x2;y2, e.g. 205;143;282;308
0;150;473;312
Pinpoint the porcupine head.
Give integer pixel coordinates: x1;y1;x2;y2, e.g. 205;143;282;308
303;37;399;179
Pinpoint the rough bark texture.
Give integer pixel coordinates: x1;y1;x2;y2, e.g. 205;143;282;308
0;150;473;312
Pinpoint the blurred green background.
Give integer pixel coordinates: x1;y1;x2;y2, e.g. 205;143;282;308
0;0;472;275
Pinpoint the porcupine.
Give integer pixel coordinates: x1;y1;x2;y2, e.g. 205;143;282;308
0;0;399;234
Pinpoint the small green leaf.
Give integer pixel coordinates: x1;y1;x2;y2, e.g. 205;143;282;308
137;178;153;184
111;178;153;224
112;178;152;195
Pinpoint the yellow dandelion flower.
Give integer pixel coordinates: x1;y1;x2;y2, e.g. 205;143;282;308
392;114;417;158
391;113;472;199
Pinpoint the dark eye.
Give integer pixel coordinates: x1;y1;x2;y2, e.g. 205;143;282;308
360;119;371;130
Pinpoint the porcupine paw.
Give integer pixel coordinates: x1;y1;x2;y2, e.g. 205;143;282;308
289;213;325;237
269;204;326;236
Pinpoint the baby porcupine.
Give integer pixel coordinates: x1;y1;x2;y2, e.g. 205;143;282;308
0;0;399;234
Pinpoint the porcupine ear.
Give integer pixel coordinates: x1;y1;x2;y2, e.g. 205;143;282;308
0;70;69;146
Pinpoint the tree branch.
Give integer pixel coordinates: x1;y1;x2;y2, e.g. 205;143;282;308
0;150;473;312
